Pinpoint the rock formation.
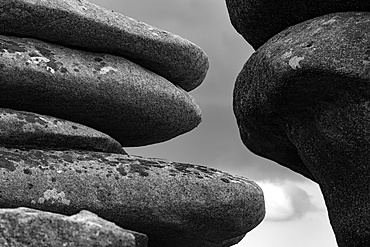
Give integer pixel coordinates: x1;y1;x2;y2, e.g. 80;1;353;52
0;207;148;247
226;0;370;49
0;0;266;246
0;108;126;154
0;0;207;91
0;34;201;147
228;1;370;246
0;148;264;247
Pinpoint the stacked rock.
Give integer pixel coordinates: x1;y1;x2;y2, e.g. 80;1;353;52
227;0;370;246
0;0;265;246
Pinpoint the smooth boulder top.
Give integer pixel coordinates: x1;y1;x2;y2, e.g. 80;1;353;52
0;0;209;91
0;207;148;247
0;108;125;154
233;12;370;181
0;35;201;147
226;0;370;49
0;147;265;247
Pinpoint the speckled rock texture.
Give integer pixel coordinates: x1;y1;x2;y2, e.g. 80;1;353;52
0;108;125;154
0;34;201;147
233;12;370;246
0;207;148;247
0;0;209;91
225;0;370;49
0;147;265;247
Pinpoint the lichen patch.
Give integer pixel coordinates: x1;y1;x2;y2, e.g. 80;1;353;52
322;18;337;25
288;56;304;69
99;66;118;75
281;50;292;59
32;188;71;205
27;56;50;65
26;56;56;73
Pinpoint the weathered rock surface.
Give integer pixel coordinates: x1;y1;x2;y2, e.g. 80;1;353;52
233;12;370;246
0;0;209;91
0;34;201;147
226;0;370;49
0;147;265;247
0;108;125;154
0;207;147;247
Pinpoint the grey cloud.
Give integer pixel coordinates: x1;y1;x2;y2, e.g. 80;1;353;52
283;184;320;220
262;183;320;222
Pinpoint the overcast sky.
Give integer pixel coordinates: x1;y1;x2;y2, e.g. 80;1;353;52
90;0;337;246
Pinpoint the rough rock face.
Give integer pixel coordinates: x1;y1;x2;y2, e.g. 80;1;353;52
0;207;148;247
226;0;370;49
233;12;370;247
0;0;266;246
0;0;209;91
0;35;201;147
0;108;125;154
0;147;265;247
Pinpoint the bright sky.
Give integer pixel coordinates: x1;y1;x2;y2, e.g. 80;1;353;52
90;0;338;246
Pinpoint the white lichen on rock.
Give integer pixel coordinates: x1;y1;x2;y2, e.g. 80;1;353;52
26;56;56;73
99;66;118;74
289;56;304;69
322;17;337;25
31;188;71;205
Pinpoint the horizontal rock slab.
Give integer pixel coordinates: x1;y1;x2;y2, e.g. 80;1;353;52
233;12;370;246
226;0;370;49
0;0;209;91
0;35;201;146
0;147;265;247
0;207;147;247
0;108;125;154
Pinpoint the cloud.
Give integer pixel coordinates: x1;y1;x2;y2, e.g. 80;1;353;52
257;181;319;221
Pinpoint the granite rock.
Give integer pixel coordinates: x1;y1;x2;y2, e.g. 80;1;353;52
0;0;209;91
0;207;147;247
218;234;246;247
226;0;370;49
0;34;201;147
0;147;265;247
0;108;125;154
233;12;370;246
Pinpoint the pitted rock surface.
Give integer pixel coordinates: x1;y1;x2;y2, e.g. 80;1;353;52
0;108;125;154
0;147;265;247
0;0;209;91
0;35;201;147
0;207;147;247
67;210;148;247
233;12;370;246
226;0;370;49
233;12;370;181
